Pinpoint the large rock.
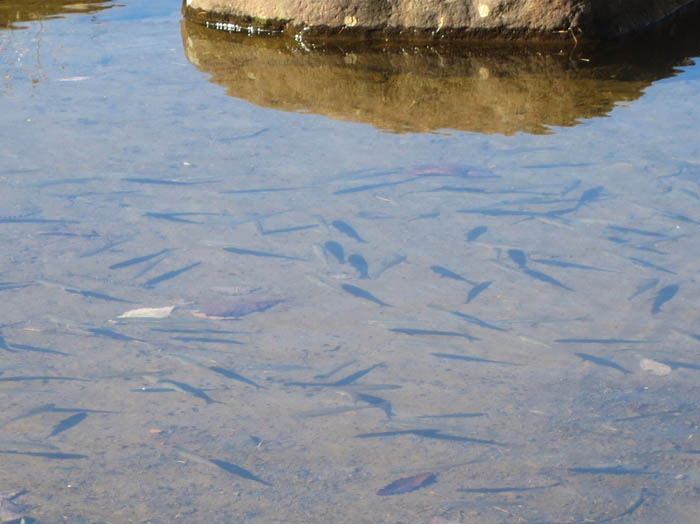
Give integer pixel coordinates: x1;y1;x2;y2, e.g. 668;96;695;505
183;0;699;41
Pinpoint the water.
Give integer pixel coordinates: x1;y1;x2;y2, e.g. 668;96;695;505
1;1;699;523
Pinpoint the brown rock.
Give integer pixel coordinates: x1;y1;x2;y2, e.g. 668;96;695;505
183;0;700;41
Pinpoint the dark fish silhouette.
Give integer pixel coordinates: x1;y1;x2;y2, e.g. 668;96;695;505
391;328;478;341
658;360;700;370
430;265;471;283
353;392;394;418
0;450;87;459
172;336;243;345
532;258;611;272
331;220;367;243
523;268;573;291
466;281;492;303
324;241;345;263
284;363;386;387
158;379;218;404
652;284;679;314
49;413;88;437
65;288;132;303
432;352;516;365
348;254;369;278
466;226;488;241
575;353;630;374
438;309;508;332
223;246;305;261
608;225;666;237
9;343;69;356
628;257;677;275
261;224;318;235
208;366;263;389
0;375;87;383
109;248;170;270
557;338;646;344
357;428;502;445
568;466;653;476
144;212;203;223
628;278;660;300
507;249;527;268
123;177;205;186
209;458;272;486
194;298;285;319
341;284;390;306
143;262;201;288
377;473;436;496
459;482;559;493
87;327;140;341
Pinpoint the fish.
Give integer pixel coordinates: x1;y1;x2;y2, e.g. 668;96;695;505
651;284;679;314
87;327;140;341
356;429;502;445
172;337;244;345
341;284;390;307
122;177;208;185
208;366;264;389
285;363;386;388
221;186;304;194
608;225;667;237
157;379;218;404
373;254;407;279
391;329;478;341
628;257;677;275
0;491;23;523
507;249;527;268
143;262;202;288
192;298;285;319
568;466;653;476
556;338;647;344
65;288;133;303
209;458;272;486
313;360;357;380
574;353;631;374
458;482;560;493
658;360;700;370
353;392;394;418
223;247;305;261
531;259;612;272
2;404;113;427
575;186;604;207
0;376;88;383
331;220;367;243
131;387;176;393
430;265;471;283
109;249;170;270
377;473;436;496
522;268;573;291
348;254;369;278
418;413;485;419
466;281;492;303
466;226;487;242
628;278;660;300
435;308;508;332
432;352;517;365
260;224;318;235
0;449;87;459
333;180;409;195
49;413;88;437
79;237;132;258
323;241;345;264
7;344;69;356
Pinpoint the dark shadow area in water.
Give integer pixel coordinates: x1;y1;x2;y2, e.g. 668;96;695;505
0;0;115;30
180;5;700;135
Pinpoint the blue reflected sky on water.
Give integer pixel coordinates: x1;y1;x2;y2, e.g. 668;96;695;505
1;1;700;523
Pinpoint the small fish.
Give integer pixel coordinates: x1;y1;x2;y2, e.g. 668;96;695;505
122;177;205;185
0;449;87;459
436;308;508;332
575;353;631;374
377;473;436;496
313;360;356;380
419;413;485;419
324;241;345;263
608;225;667;237
208;366;263;389
143;262;202;288
531;258;611;272
651;284;679;314
109;248;170;270
432;352;516;365
8;343;69;356
49;412;88;437
209;458;272;486
223;247;305;261
193;298;285;319
466;281;492;303
356;428;502;445
143;212;202;223
87;327;140;342
575;186;604;207
568;466;653;476
466;226;487;242
333;180;408;195
260;224;318;235
158;379;218;404
353;392;394;418
79;237;132;258
458;482;559;494
172;337;244;345
0;491;23;523
430;265;470;283
522;268;573;291
65;288;133;303
331;220;367;243
628;257;677;275
2;404;113;427
331;363;386;386
628;278;660;300
556;338;647;344
341;284;390;307
0;376;88;383
131;387;176;393
348;254;369;278
658;360;700;370
507;249;527;268
391;328;478;341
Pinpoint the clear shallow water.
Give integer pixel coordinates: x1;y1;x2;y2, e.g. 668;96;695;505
1;2;700;523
